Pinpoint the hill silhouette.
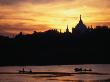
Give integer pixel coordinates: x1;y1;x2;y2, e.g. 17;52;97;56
0;25;110;65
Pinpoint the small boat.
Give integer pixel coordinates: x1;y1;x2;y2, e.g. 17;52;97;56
83;68;92;72
18;68;32;74
74;68;92;72
74;68;82;72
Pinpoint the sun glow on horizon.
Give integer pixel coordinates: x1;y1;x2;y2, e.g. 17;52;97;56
0;0;110;36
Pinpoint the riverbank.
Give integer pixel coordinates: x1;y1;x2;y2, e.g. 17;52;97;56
0;71;109;76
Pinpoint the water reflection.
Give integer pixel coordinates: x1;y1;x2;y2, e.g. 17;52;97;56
47;79;110;82
0;74;110;82
30;74;110;82
0;65;110;82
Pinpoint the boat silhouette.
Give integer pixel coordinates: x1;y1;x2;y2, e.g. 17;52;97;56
74;68;92;72
18;68;32;74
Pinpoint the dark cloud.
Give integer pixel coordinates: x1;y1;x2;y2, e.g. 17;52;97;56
0;0;22;5
0;0;75;5
0;0;52;5
0;0;109;8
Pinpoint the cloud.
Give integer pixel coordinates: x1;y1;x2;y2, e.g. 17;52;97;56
0;23;50;36
0;0;109;8
0;0;110;37
0;0;75;5
0;16;35;21
0;0;109;10
0;0;50;5
82;0;110;8
0;0;22;5
0;23;49;31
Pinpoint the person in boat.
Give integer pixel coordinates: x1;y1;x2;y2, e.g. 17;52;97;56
18;68;33;74
29;69;32;73
83;68;92;72
74;68;92;72
18;68;25;73
74;68;82;72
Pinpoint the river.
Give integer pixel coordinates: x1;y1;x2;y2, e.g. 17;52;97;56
0;64;110;82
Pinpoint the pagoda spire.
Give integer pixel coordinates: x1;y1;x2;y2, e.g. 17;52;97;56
67;24;68;29
66;24;69;33
74;14;87;33
80;14;81;20
79;14;83;24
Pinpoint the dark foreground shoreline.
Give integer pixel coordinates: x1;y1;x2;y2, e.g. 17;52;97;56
0;26;110;65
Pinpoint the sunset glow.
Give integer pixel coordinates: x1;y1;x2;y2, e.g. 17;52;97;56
0;0;110;36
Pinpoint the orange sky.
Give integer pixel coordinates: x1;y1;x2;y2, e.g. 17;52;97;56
0;0;110;36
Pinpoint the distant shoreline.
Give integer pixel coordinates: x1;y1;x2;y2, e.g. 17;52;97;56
0;71;109;75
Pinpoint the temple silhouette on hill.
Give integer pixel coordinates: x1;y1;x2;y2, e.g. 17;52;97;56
72;15;87;33
0;15;110;65
65;15;87;34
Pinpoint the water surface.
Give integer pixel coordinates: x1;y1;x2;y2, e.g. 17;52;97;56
0;64;110;82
